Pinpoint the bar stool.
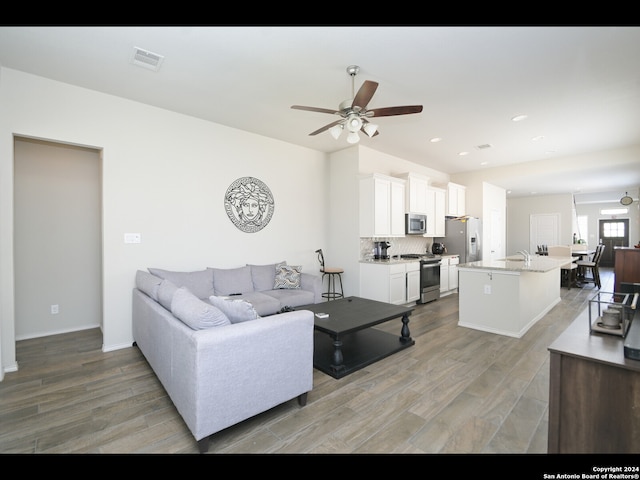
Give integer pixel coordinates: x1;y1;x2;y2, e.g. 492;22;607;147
315;249;344;301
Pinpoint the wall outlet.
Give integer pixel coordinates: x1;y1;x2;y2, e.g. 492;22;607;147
51;304;59;314
484;285;491;295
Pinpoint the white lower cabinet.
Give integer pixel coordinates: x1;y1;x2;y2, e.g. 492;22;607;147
440;255;460;294
406;262;421;302
360;261;420;305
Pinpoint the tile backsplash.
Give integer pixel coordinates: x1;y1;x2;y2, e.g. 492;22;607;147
360;236;436;259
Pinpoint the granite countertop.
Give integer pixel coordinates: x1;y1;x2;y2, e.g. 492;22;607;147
360;257;420;265
458;255;571;273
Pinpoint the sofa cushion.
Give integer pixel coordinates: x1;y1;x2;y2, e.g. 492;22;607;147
210;266;254;296
248;261;286;292
148;268;215;300
157;279;179;310
222;292;281;317
262;289;315;308
274;265;302;289
209;295;260;323
136;270;162;301
172;287;231;330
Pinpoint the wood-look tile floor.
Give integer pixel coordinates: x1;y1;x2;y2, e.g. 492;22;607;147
0;268;615;455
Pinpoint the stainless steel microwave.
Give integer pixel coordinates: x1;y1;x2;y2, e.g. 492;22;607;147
405;213;427;235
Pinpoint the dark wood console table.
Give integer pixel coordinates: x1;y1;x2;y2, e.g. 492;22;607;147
547;307;640;453
299;296;414;379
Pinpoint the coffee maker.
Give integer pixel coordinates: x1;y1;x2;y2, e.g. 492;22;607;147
374;241;391;259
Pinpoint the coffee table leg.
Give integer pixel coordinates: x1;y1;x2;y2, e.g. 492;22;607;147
330;335;345;373
399;313;412;344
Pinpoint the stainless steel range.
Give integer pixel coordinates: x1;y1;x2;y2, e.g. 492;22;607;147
400;253;442;304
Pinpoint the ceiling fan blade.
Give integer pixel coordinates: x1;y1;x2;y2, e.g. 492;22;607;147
352;80;379;111
309;119;344;136
291;105;341;115
369;105;423;117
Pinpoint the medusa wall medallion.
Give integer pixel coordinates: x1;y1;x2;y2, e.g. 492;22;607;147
224;177;275;233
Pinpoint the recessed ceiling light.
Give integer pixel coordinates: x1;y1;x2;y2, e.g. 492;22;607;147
458;151;469;156
512;114;528;122
430;137;442;143
532;135;545;141
480;161;488;166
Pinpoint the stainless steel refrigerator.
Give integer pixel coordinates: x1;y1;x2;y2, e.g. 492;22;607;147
438;217;482;263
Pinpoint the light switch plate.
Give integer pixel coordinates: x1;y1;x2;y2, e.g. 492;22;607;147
124;233;141;244
484;284;491;294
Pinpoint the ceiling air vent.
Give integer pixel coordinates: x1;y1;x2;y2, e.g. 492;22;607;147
131;47;164;72
476;143;493;150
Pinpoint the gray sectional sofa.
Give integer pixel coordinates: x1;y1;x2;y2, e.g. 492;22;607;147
132;261;322;453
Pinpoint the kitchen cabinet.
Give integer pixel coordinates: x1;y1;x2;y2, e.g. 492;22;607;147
360;173;406;237
426;186;446;237
406;262;421;302
360;261;419;305
446;182;466;217
396;172;429;214
440;255;460;294
440;263;449;293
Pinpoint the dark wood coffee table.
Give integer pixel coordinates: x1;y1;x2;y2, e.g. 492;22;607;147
298;296;414;379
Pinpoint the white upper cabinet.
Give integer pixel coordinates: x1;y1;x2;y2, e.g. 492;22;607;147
396;172;429;214
446;182;466;217
360;173;406;237
426;186;446;237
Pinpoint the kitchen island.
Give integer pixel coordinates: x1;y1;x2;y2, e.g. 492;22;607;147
457;255;569;338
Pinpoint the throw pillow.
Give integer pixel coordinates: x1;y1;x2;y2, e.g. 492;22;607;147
248;261;286;291
148;268;215;299
208;295;260;323
136;270;162;301
171;287;231;330
209;265;254;296
157;279;179;310
273;265;302;289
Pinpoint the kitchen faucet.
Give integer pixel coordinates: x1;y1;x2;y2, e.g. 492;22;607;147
516;250;531;263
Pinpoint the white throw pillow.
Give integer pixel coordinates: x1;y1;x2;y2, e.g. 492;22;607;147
171;287;231;330
209;295;260;323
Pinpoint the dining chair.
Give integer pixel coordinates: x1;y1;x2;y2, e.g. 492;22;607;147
547;245;578;289
576;244;605;289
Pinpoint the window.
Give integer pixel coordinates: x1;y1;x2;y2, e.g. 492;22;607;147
603;221;626;238
576;215;588;243
600;208;628;215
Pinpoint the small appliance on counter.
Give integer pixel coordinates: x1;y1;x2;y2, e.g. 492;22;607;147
432;243;446;255
374;241;391;260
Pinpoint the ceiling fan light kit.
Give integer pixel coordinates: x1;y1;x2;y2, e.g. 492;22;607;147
291;65;423;143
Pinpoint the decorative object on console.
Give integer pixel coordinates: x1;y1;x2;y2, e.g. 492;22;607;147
224;176;274;233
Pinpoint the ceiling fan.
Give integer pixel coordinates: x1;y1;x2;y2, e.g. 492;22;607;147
291;65;423;144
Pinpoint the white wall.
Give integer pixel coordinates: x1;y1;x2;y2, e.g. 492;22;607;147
1;68;327;371
505;194;574;255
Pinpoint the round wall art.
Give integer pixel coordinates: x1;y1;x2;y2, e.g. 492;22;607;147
224;176;275;233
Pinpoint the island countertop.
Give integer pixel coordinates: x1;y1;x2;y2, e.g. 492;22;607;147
458;255;570;273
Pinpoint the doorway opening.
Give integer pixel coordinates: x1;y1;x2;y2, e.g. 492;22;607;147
13;136;103;343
